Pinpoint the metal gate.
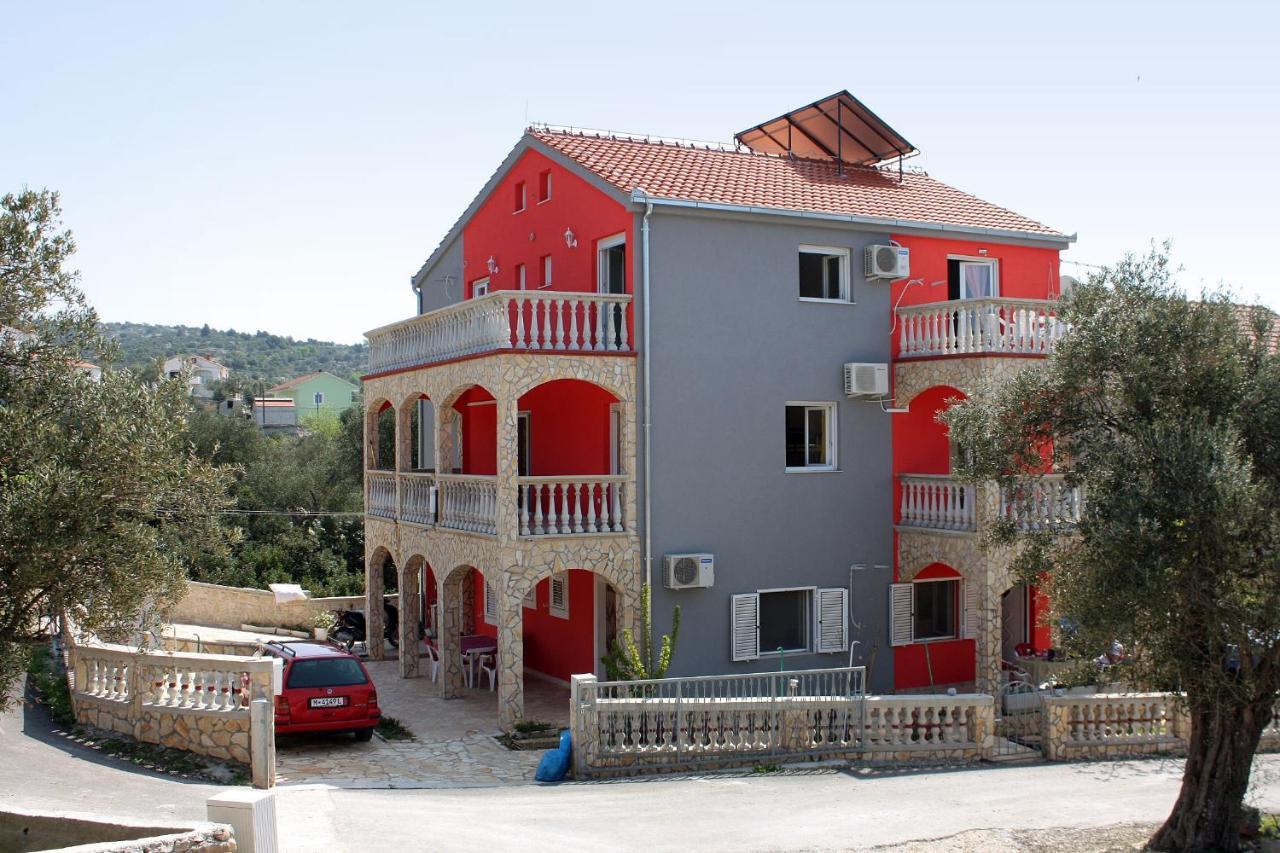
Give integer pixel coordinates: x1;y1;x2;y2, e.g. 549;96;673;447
992;679;1044;761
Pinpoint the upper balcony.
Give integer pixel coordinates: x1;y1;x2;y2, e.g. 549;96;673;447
896;298;1065;361
366;290;633;376
898;473;1083;535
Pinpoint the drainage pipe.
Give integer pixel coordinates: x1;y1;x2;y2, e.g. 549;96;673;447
638;191;654;597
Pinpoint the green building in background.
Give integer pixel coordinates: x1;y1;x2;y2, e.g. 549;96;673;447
266;371;358;422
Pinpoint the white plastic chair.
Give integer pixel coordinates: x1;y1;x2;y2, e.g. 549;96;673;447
422;642;439;682
477;652;497;692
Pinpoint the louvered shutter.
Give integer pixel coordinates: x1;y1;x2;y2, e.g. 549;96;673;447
549;575;569;618
890;583;914;646
816;588;848;653
961;579;979;639
484;578;498;624
731;594;760;662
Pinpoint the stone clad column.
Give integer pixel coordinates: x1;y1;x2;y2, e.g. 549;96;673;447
496;572;525;731
494;394;520;545
364;545;386;662
974;483;1004;695
438;568;467;698
398;559;421;679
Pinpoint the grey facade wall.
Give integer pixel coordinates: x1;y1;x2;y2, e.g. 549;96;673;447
416;236;466;314
641;210;895;692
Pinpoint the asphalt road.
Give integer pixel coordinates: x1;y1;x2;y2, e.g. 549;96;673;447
6;686;1280;852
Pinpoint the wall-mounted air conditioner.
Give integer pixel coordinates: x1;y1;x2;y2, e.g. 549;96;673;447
664;554;714;590
864;244;910;280
844;362;889;398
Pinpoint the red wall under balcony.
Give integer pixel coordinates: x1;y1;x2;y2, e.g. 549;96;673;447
461;148;633;300
518;380;616;476
456;388;497;475
893;563;975;690
469;569;598;683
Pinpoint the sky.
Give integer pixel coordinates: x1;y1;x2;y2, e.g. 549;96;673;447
3;0;1277;344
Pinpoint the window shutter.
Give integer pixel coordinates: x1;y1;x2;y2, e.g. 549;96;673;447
961;579;979;640
890;583;914;647
484;578;498;624
731;594;760;662
549;574;569;618
816;588;848;653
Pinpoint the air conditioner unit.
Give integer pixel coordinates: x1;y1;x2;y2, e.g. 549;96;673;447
664;553;714;590
844;362;889;398
864;244;910;280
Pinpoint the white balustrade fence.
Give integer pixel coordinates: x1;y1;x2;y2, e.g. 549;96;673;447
899;475;975;531
897;298;1065;359
518;476;627;536
399;472;436;526
366;291;633;374
1042;693;1183;759
862;695;990;751
999;475;1082;531
366;471;397;520
437;475;497;535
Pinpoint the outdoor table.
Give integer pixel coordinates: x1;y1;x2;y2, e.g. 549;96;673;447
461;634;497;687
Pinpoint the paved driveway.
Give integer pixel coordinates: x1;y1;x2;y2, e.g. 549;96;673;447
275;659;569;788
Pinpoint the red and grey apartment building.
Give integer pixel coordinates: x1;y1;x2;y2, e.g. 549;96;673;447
360;92;1076;728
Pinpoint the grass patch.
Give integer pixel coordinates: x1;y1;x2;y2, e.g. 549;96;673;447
753;763;783;774
376;716;415;741
1260;814;1280;839
513;719;555;735
26;645;74;726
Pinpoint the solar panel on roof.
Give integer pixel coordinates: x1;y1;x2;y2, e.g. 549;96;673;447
735;91;917;168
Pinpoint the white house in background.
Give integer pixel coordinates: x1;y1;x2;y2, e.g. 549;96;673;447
250;396;297;428
74;360;102;382
163;354;230;398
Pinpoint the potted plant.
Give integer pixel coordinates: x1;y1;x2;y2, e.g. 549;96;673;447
313;610;337;641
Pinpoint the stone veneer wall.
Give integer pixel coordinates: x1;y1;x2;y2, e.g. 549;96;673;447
169;580;389;632
0;808;235;853
74;693;254;766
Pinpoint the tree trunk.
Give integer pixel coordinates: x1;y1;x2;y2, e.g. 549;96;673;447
1149;696;1272;851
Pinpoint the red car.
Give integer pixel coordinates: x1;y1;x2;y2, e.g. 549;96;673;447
259;640;380;741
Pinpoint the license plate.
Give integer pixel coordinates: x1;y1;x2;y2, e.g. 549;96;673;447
309;696;348;708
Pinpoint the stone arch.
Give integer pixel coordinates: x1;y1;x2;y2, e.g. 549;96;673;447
434;382;500;475
506;364;632;404
365;398;397;471
364;544;397;661
435;562;484;696
397;392;435;472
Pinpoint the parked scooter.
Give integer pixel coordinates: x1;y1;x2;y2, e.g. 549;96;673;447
331;603;400;651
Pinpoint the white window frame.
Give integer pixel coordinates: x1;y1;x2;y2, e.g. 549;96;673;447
540;255;553;289
472;277;490;298
798;245;851;303
608;403;622;475
597;233;626;295
313;392;324;405
517;411;532;477
757;585;817;657
910;576;959;642
483;577;498;625
949;255;1000;300
785;402;838;473
549;573;569;619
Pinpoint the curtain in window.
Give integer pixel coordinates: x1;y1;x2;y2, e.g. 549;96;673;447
963;264;994;299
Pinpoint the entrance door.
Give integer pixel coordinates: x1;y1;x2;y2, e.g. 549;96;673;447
1001;585;1029;663
595;578;619;678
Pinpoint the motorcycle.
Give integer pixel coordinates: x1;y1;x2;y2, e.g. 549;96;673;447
331;603;400;651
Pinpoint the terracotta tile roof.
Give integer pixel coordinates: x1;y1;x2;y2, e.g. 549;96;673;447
532;129;1065;239
267;371;326;393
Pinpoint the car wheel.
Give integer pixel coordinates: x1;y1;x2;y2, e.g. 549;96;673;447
354;727;374;742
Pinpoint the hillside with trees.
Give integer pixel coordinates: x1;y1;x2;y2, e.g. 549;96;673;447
103;321;368;386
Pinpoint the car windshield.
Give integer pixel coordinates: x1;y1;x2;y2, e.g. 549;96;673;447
286;658;368;689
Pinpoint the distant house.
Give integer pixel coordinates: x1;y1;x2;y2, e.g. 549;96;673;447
265;371;358;419
73;360;102;382
163;354;230;398
250;397;297;429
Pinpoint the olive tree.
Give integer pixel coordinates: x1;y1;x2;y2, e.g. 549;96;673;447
943;246;1280;851
0;189;235;702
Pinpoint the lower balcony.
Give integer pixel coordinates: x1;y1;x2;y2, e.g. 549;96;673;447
365;470;630;539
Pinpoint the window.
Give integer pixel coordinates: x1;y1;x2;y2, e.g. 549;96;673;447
540;255;553;288
517;412;531;477
913;579;957;641
483;577;498;625
538;170;552;203
513;181;526;212
730;587;848;661
947;258;998;300
785;403;836;471
597;234;626;295
285;658;368;689
515;263;526;291
313;392;325;406
759;589;811;654
472;277;490;298
549;574;569;618
798;246;850;301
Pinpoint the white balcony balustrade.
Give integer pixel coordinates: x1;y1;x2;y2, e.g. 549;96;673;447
518;476;627;536
897;298;1065;359
437;474;498;536
999;475;1082;531
899;475;976;532
398;472;436;527
366;471;397;520
367;291;633;374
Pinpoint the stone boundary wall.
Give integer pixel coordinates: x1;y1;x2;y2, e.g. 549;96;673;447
169;580;391;631
65;634;276;788
0;807;235;852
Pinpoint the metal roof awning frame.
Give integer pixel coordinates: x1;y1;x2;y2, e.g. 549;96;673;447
734;91;918;174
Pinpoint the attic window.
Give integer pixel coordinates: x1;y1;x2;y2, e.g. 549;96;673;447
514;181;527;213
538;171;552;203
